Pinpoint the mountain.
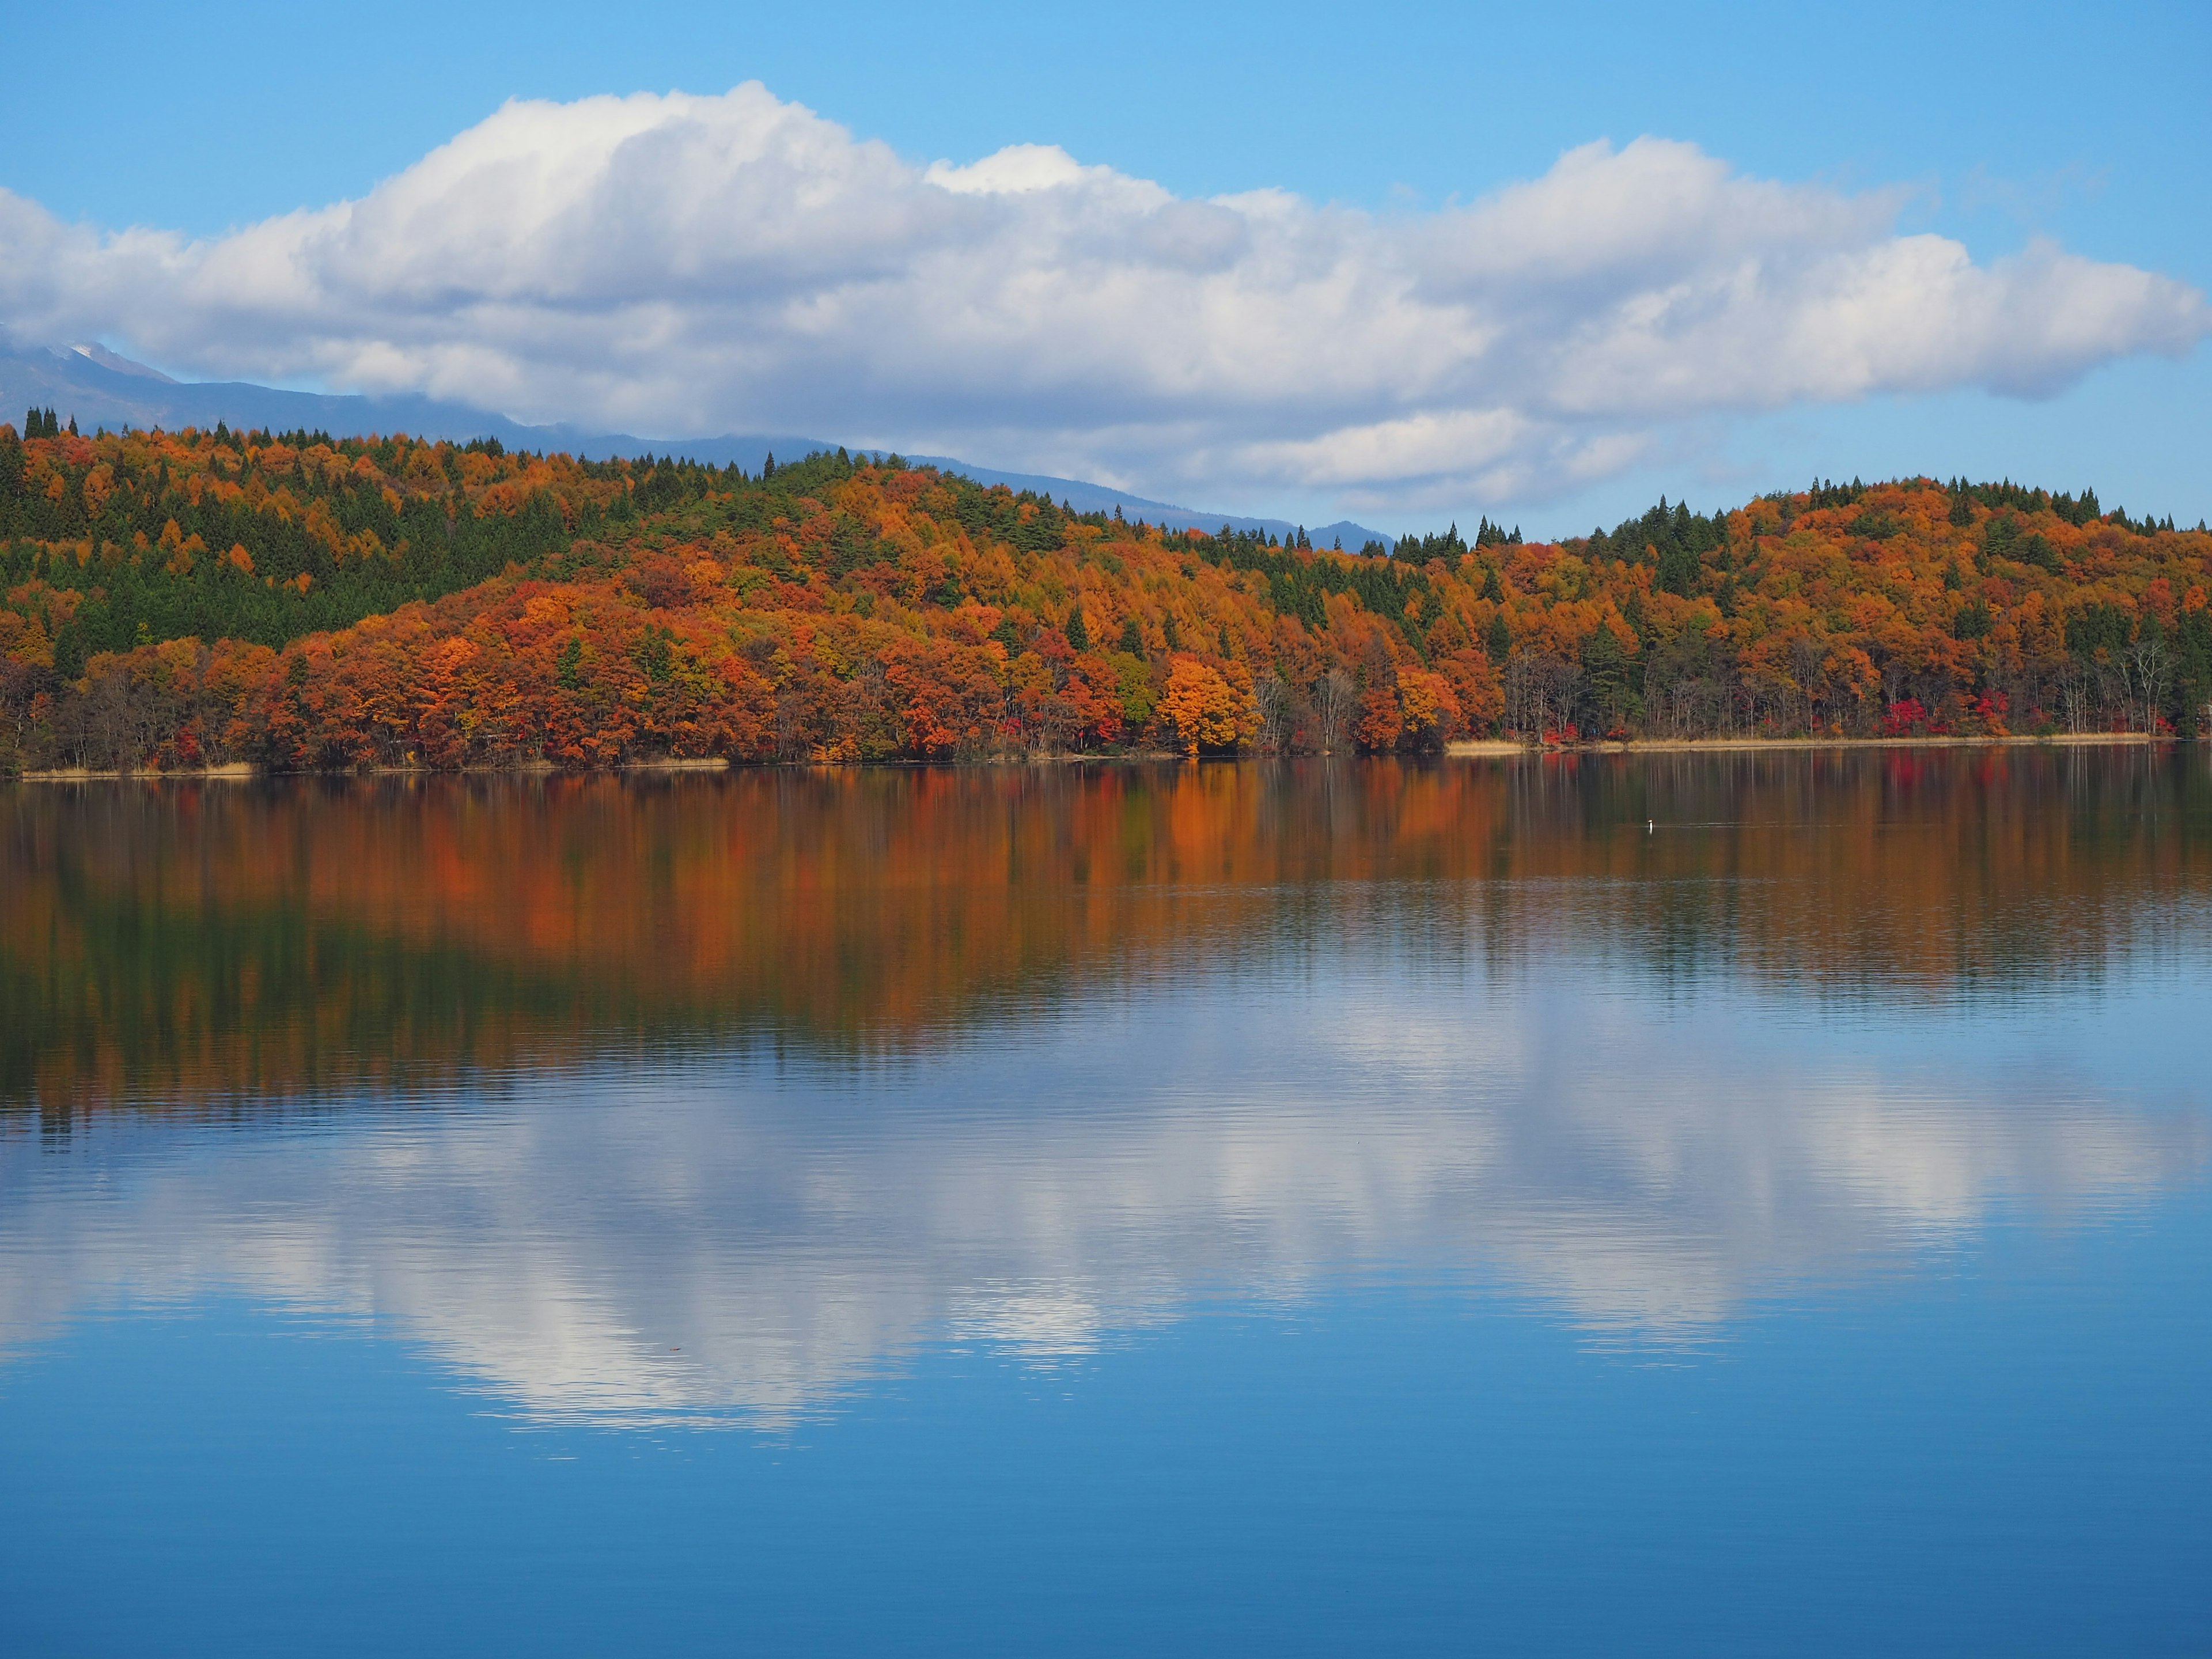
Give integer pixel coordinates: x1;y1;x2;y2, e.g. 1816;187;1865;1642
899;456;1381;548
0;332;1392;550
0;331;831;473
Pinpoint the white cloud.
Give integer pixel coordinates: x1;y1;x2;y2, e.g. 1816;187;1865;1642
1;83;2203;507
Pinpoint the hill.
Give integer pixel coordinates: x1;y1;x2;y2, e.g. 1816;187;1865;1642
0;335;1385;548
1;420;2207;772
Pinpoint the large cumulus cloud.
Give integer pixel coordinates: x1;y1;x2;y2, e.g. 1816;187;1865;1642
1;82;2203;506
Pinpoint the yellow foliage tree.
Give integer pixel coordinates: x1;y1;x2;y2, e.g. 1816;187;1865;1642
1396;668;1462;743
1162;654;1249;756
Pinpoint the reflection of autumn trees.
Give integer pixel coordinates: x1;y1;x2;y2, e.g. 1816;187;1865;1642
5;749;2206;1111
6;429;2211;774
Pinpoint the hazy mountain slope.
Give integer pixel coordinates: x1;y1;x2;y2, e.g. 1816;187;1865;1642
901;454;1386;547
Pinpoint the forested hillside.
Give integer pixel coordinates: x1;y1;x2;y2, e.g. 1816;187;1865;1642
2;418;2208;771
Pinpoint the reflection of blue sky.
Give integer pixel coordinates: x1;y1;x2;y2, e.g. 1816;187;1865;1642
4;950;2204;1429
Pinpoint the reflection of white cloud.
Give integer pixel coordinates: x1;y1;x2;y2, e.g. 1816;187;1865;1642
945;1284;1113;1362
0;969;2203;1426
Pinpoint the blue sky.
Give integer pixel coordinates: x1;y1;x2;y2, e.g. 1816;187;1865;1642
5;0;2206;534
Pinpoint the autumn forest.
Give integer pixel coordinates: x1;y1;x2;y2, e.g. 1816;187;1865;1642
2;417;2209;774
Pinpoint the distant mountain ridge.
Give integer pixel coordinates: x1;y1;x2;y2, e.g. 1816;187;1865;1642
0;332;1392;550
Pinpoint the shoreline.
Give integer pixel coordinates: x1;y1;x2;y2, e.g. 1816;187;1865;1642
4;751;1192;782
8;756;742;782
5;732;2192;782
1445;732;2183;757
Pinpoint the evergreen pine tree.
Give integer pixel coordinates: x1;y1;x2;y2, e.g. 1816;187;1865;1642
1656;538;1699;597
1485;611;1511;662
1582;623;1630;719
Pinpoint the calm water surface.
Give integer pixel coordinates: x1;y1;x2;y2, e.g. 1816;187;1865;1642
2;751;2209;1655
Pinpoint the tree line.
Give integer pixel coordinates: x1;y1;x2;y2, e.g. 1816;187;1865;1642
2;419;2209;772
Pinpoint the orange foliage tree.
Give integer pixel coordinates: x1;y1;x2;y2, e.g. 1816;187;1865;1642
3;429;2210;772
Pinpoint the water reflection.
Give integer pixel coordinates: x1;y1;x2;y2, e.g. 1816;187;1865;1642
4;748;2208;1112
3;961;2204;1424
1;752;2207;1424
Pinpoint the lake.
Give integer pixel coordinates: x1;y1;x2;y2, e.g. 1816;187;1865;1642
2;750;2209;1656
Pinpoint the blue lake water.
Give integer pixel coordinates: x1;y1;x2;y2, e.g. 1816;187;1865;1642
2;752;2209;1654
